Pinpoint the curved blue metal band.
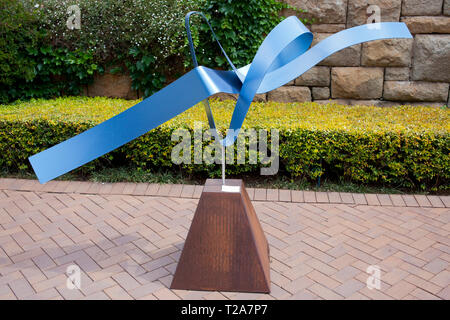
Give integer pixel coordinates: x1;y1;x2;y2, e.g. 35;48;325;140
29;16;412;183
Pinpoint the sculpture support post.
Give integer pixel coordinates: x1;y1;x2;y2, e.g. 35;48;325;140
222;144;226;185
171;179;271;293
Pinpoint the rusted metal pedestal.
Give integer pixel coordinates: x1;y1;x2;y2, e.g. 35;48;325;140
170;179;271;293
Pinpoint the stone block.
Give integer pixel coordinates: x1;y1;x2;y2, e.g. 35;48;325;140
402;0;443;16
283;0;348;24
383;81;449;101
267;86;311;103
347;0;401;27
88;72;138;100
310;24;346;33
312;87;330;100
362;39;413;67
295;66;330;86
312;33;361;66
401;16;450;34
412;35;450;82
331;67;384;99
385;67;410;81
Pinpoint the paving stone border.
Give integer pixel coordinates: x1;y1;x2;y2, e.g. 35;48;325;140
1;179;448;208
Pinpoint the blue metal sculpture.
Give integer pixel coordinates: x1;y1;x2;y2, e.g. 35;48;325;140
29;13;412;184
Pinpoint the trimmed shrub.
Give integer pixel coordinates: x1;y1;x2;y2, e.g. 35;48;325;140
0;97;448;191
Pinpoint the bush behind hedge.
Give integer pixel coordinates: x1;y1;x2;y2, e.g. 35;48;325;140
2;0;296;102
0;97;448;191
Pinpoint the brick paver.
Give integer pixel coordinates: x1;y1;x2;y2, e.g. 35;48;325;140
0;178;448;300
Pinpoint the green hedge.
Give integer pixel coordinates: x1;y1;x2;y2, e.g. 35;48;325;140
0;97;448;191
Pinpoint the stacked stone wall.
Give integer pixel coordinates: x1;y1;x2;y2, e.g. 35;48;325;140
259;0;450;106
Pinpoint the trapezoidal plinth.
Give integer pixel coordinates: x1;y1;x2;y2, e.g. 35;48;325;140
170;179;271;293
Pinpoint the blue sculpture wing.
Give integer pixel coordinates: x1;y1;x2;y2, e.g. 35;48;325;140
29;18;411;183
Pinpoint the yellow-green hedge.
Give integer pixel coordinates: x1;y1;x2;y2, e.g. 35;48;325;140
1;97;449;190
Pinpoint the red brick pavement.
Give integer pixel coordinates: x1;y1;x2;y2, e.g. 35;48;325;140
0;178;448;300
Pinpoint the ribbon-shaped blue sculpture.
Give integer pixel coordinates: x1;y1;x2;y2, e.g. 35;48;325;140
29;13;412;184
